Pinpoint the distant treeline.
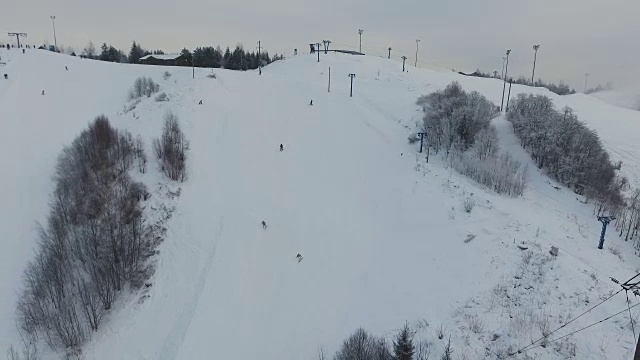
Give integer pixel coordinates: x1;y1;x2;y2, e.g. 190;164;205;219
79;40;284;70
461;69;578;96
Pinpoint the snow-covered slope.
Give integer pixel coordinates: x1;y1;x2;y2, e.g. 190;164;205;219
1;49;639;359
589;89;640;112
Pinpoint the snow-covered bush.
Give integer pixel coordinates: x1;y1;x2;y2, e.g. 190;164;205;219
448;149;527;197
408;133;420;144
162;71;171;80
128;76;159;100
417;82;498;154
507;94;624;210
334;328;392;360
154;92;169;102
153;111;189;182
462;196;475;213
465;314;485;334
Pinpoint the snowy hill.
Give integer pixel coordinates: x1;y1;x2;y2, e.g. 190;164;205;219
589;89;640;112
1;48;640;359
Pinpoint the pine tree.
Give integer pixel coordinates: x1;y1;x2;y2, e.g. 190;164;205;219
128;41;145;64
180;48;192;64
393;322;414;360
223;47;231;69
99;43;109;61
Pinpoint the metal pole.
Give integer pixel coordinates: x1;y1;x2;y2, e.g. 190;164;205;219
402;56;407;72
584;73;590;92
500;49;511;112
418;132;426;153
634;333;640;360
531;45;540;85
192;51;195;79
358;29;364;53
317;43;320;62
328;67;331;92
348;74;356;97
415;39;420;67
506;78;513;112
258;40;262;75
50;16;57;52
388;47;391;59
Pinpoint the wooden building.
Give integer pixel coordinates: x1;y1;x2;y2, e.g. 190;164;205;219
139;54;190;66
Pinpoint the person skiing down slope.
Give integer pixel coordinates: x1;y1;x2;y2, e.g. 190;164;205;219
280;144;284;152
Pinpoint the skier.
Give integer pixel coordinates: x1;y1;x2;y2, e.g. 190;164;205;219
41;90;45;95
309;99;313;106
296;254;303;263
261;221;267;230
65;66;68;70
3;74;7;80
280;144;284;152
199;100;203;105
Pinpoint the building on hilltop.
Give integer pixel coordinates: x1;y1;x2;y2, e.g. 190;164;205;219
139;54;190;66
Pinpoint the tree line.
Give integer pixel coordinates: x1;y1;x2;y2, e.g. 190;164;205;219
326;324;441;360
80;40;284;70
507;94;626;211
462;70;577;96
16;117;153;350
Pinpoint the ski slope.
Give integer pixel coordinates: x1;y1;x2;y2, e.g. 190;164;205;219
1;49;640;359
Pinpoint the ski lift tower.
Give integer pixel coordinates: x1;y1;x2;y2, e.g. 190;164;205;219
8;32;27;48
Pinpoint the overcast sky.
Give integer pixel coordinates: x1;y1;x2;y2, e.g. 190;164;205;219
4;0;638;89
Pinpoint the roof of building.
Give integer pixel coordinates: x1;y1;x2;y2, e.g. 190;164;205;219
139;54;183;61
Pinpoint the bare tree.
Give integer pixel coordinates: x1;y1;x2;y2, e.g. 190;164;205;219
153;112;189;181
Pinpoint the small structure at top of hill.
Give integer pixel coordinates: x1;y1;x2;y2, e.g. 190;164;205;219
140;54;190;66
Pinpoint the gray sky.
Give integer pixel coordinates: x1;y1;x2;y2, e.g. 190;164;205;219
4;0;638;89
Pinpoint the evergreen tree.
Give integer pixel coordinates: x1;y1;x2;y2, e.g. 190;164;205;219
213;46;223;68
180;48;192;64
128;41;145;64
393;323;414;360
99;43;109;61
222;47;231;68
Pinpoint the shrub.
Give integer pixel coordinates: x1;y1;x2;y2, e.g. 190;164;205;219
448;149;527;197
417;82;498;154
154;92;169;102
128;76;159;100
507;94;623;209
153;112;189;181
462;196;475;213
162;71;171;80
334;328;392;360
466;314;485;334
408;133;420;144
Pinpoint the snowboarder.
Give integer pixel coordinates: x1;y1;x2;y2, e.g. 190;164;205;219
261;221;267;230
280;144;284;152
309;99;313;106
296;254;303;263
199;100;203;105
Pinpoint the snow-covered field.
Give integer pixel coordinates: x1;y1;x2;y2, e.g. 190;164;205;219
1;48;640;359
